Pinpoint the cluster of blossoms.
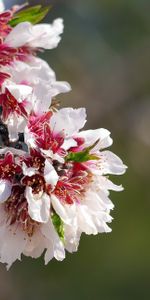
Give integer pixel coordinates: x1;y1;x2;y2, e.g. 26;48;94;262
0;2;126;269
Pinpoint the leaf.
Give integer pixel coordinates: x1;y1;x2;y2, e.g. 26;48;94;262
65;139;100;163
66;150;99;163
9;5;51;27
51;212;64;241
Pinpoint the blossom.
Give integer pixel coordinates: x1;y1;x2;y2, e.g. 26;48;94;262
0;3;127;269
0;59;70;141
0;4;64;66
2;58;71;113
5;19;64;50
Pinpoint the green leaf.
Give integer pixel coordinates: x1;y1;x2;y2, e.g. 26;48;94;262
65;140;100;163
51;212;64;241
9;5;51;27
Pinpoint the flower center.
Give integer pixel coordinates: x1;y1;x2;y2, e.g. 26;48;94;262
54;163;92;204
0;152;21;180
22;174;45;194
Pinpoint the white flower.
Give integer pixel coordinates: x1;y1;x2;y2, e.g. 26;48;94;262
51;186;113;246
75;127;127;175
0;3;127;269
25;107;85;158
2;58;71;114
51;163;124;250
1;59;71;141
5;19;64;49
48;123;127;251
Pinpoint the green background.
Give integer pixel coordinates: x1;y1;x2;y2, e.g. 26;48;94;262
1;0;150;299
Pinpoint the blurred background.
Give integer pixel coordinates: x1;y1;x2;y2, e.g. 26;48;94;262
1;0;150;299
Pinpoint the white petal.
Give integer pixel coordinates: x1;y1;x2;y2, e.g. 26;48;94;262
96;189;114;210
2;60;70;115
0;224;27;269
77;128;113;151
29;57;56;80
6;84;32;103
32;81;52;113
22;162;37;177
4;58;55;84
83;190;109;212
92;174;124;192
41;219;65;263
64;224;81;253
51;194;69;224
100;150;127;175
44;159;59;188
93;215;112;233
0;147;27;156
25;187;50;223
29;18;64;49
6;114;19;142
51;194;76;225
24;127;37;149
77;205;98;235
5;19;64;50
61;138;77;150
50;81;71;98
6;114;26;142
24;230;45;259
77;203;112;235
41;149;64;164
5;22;33;48
32;81;70;114
0;180;11;203
51;153;64;164
85;189;114;212
50;107;86;137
